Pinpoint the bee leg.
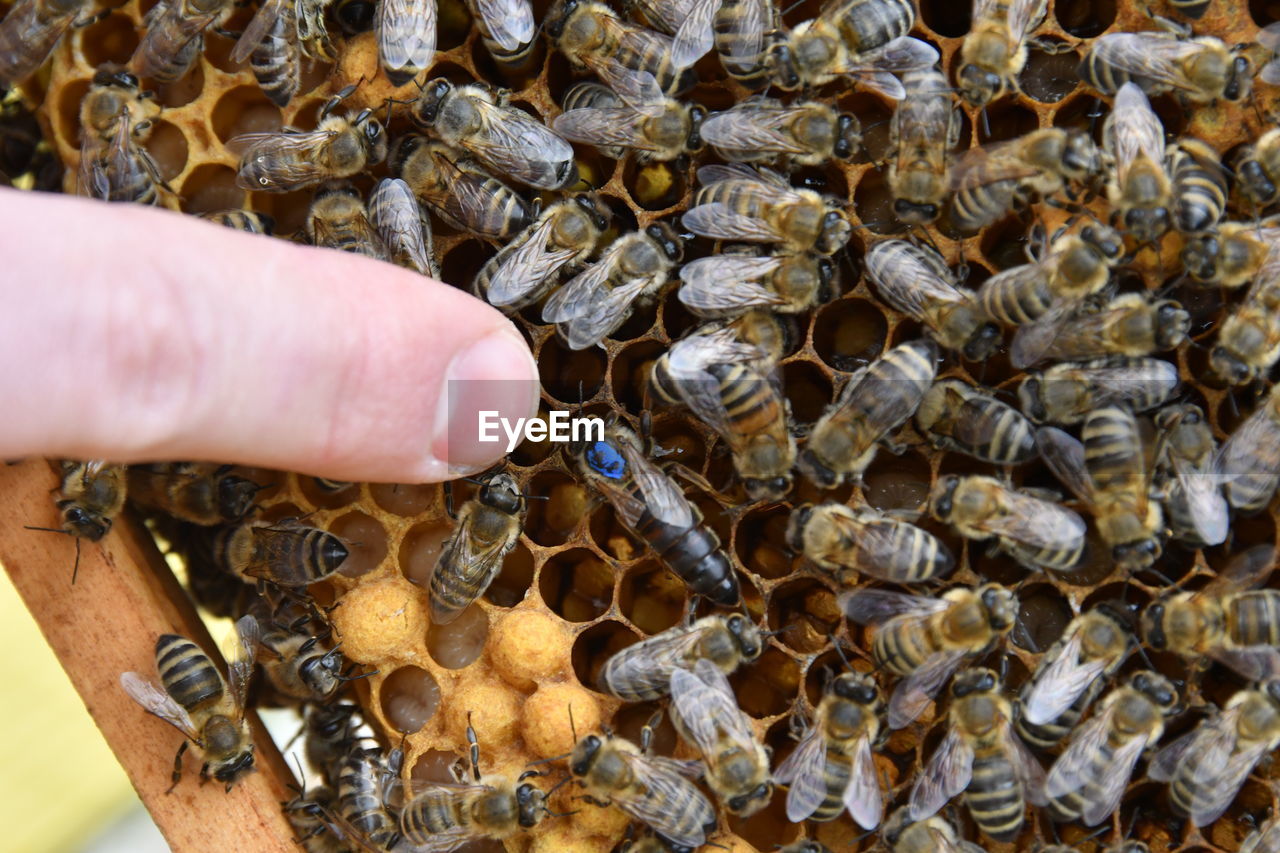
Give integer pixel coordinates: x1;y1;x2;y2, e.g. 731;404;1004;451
465;711;483;782
639;710;664;755
167;740;190;793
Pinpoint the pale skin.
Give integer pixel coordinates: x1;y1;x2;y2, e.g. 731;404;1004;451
0;188;541;482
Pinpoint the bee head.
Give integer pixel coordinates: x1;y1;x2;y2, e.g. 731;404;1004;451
881;808;910;846
796;448;839;489
1211;344;1254;385
644;222;683;262
300;649;344;699
979;585;1017;632
727;614;763;661
1129;670;1180;713
413;79;452;126
1153;301;1191;349
544;0;578;38
951;667;997;697
318;532;350;573
963;322;1001;361
1239;158;1276;203
358;113;388;162
1225;55;1253;101
480;472;523;513
1017;376;1046;422
930;475;961;521
515;783;548;827
1140;599;1169;650
744;472;792;502
1081;224;1124;260
816;209;851;254
765;39;801;90
1180;233;1220;281
1113;537;1160;569
833;113;860;160
894;198;939;223
784;503;814;552
1264;680;1280;706
957;64;1001;106
573;195;611;232
62;505;110;541
211;746;256;787
1124;206;1171;245
686;105;707;151
92;67;139;90
1061;131;1101;178
569;734;602;777
218;475;259;521
832;672;879;705
727;782;773;816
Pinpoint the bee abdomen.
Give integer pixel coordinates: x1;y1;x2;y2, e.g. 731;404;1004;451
401;790;465;843
966;751;1024;841
250;13;300;108
638;507;739;605
155;635;223;710
1229;591;1280;646
810;751;853;822
873;622;936;676
1170;139;1227;234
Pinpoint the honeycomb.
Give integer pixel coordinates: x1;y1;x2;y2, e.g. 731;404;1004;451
14;0;1280;849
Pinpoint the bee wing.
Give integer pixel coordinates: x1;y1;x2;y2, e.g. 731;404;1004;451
225;614;261;715
1146;722;1204;782
468;102;575;186
484;215;577;308
1170;454;1229;546
615;752;715;848
1005;0;1048;39
232;0;293;63
553;108;651;150
1260;20;1280;53
542;241;624;322
718;0;766;66
866;242;966;320
377;0;437;78
835;37;939;100
1021;630;1108;726
671;0;719;68
1209;647;1280;682
682;201;787;242
617;436;697;529
908;724;975;821
844;733;883;830
889;651;966;730
670;659;749;752
664;325;771;432
775;728;829;822
678;254;786;314
1036;426;1094;503
120;672;201;741
232;129;338;189
842;588;950;625
834;512;954;583
601;626;708;695
554;270;656;350
1217;410;1280;506
949;141;1042;190
369;178;435;276
593;65;667;114
77;140;111;200
697;161;792;189
1045;704;1147;824
1006;723;1048;807
1094;34;1213;94
1090;359;1178;409
1044;709;1110;799
1108;83;1166;180
473;0;535;51
979;489;1087;553
1010;300;1077;369
1187;707;1265;826
701;107;812;156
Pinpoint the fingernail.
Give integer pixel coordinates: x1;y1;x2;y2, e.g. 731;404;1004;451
431;326;540;475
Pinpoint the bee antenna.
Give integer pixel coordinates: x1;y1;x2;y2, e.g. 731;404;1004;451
830;636;854;670
288;753;308;791
545;774;574;797
338;666;378;683
526;752;571;767
1134;642;1157;671
568;703;578;742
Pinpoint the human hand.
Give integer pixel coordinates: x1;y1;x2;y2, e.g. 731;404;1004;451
0;188;540;483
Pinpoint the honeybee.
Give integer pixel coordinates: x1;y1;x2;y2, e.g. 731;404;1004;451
474;196;609;311
131;0;235;83
978;223;1124;332
889;68;961;225
677;248;832;318
119;615;259;790
1017;357;1179;424
393;135;532;242
949;128;1102;232
569;725;716;849
865;240;1001;361
1079;31;1251;103
684;163;852;255
199;209;276;234
1044;671;1179;825
1236;129;1280;210
1208;260;1280;386
431;471;524;625
599;613;762;701
883;807;987;853
304;702;364;780
1217;383;1280;512
712;0;775;89
1149;681;1280;826
787;501;956;584
212;518;350;587
915;379;1036;465
334;745;403;849
231;0;300;107
49;460;127;544
1152;403;1228;546
369;177;438;276
1102;83;1173;244
543;224;681;350
284;784;346;853
956;0;1048;106
558;81;627;159
1242;813;1280;853
929;474;1087;573
250;602;349;702
1169;137;1228;234
375;0;435;85
0;0;98;84
1014;605;1133;750
546;0;696;95
1038;405;1164;570
401;718;554;847
76;69;165;204
233;86;387;193
463;0;536;70
305;182;390;260
1180;222;1280;288
774;670;883;828
552;66;704;164
1142;544;1280;680
669;658;772;816
1010;292;1190;370
126;463;259;526
412;80;576;190
908;667;1046;841
647;321;794;500
567;419;741;606
767;0;928;93
844;584;1018;730
700;98;859;166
